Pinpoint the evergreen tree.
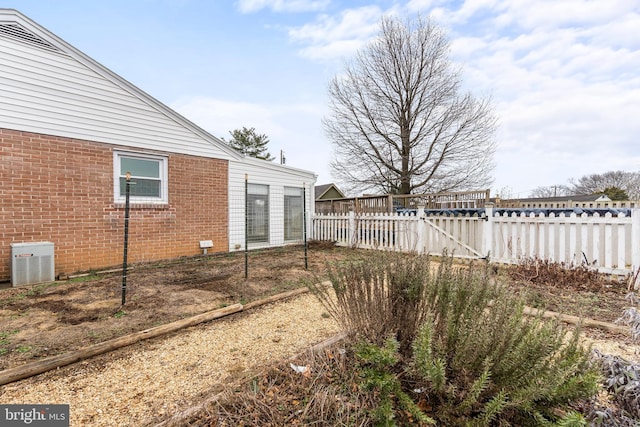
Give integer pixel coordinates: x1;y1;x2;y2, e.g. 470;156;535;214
224;127;274;161
602;186;629;200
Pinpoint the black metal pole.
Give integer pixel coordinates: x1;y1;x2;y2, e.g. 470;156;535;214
303;183;308;270
121;172;131;306
244;174;248;279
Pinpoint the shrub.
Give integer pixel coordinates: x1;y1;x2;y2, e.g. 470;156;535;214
409;273;600;425
591;350;640;421
507;256;624;292
309;250;464;356
616;301;640;342
312;251;600;426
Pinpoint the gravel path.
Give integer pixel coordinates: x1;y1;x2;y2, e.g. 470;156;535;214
0;293;339;426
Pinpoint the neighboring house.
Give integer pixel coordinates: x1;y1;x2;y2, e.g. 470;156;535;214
315;183;345;200
0;9;316;284
495;194;638;209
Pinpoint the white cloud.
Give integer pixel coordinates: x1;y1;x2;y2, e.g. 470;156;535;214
494;0;635;31
592;11;640;48
426;0;640;194
171;96;333;182
406;0;448;13
235;0;329;13
287;6;385;60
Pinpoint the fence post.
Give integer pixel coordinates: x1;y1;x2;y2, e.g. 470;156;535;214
416;205;425;254
348;210;356;247
632;208;640;272
483;203;494;259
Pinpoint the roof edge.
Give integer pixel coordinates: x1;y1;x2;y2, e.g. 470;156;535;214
0;8;243;160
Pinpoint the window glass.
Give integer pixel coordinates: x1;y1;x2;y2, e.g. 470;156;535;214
247;184;269;243
284;187;303;240
114;152;167;203
119;177;161;198
120;157;160;178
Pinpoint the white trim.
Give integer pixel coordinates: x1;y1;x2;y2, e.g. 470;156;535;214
113;150;168;204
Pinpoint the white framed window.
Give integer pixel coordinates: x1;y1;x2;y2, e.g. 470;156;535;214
247;183;269;243
113;151;168;204
284;187;303;241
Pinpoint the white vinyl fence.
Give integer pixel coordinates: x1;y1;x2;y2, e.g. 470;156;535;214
312;207;640;275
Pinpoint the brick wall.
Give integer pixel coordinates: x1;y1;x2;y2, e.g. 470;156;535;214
0;128;229;282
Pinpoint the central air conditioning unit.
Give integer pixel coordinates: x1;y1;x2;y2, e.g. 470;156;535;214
10;242;55;287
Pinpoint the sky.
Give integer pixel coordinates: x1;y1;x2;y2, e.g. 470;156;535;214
5;0;640;198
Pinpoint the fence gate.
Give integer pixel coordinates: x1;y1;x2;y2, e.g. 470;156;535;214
420;214;485;259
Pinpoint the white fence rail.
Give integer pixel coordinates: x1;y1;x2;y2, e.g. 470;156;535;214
312;208;640;275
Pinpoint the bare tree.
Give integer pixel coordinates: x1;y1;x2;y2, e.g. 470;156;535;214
569;171;640;199
324;15;497;195
529;185;571;198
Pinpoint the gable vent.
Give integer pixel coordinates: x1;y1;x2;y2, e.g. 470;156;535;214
0;22;60;52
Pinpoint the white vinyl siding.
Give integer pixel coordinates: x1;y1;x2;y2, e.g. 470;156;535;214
0;34;236;160
228;158;316;251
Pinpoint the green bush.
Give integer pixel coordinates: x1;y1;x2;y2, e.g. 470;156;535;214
354;337;434;426
312;251;600;426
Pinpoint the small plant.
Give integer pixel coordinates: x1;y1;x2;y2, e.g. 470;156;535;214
192;346;372;425
114;310;126;319
0;332;11;346
68;274;101;283
3;282;60;304
0;330;19;355
616;293;640;342
616;269;640;342
354;337;434;426
15;345;32;353
590;350;640;422
86;330;102;342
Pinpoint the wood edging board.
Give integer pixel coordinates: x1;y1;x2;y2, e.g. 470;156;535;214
0;287;317;386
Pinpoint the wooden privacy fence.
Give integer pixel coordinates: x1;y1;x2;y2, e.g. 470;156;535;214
312;207;640;275
315;189;491;214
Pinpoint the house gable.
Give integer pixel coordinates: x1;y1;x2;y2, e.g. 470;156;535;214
0;8;241;160
315;183;345;200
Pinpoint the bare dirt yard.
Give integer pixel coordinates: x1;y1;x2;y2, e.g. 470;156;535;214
0;245;637;371
0;243;350;371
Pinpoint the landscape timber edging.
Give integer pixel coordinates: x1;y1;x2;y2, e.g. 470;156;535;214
0;287;317;387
